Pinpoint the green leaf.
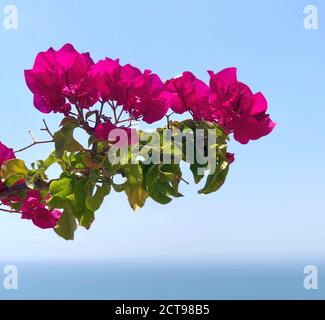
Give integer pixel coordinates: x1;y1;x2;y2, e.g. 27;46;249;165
122;164;143;185
54;209;77;240
60;116;79;127
88;182;111;211
112;181;127;193
0;159;29;180
199;162;229;194
119;164;147;210
54;123;83;158
49;174;73;200
79;209;95;230
125;185;148;210
147;185;172;204
4;175;22;188
142;164;182;205
190;163;205;184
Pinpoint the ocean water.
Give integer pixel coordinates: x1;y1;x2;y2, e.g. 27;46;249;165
0;262;323;300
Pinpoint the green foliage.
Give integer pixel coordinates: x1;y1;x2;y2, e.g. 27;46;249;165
1;159;28;180
54;117;84;158
1;117;231;240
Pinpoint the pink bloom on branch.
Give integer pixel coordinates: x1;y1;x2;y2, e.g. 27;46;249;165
208;68;276;144
95;121;138;146
0;141;15;167
228;85;276;144
21;190;62;229
30;208;62;229
90;58;122;103
208;68;239;125
92;60;171;124
25;44;98;114
166;72;211;120
126;71;172;124
0;141;16;194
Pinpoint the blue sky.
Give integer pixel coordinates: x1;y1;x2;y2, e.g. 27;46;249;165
0;0;324;265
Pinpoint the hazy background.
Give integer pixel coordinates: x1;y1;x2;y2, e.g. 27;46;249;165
0;0;324;299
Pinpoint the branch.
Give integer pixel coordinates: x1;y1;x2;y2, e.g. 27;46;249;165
0;207;22;214
14;139;54;153
0;180;50;200
165;112;175;129
181;177;190;185
41;119;54;139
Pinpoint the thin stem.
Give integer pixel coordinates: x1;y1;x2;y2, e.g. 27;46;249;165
112;107;119;124
41;119;54;139
14;140;54;153
28;129;36;141
99;101;105;117
181;177;190;185
115;117;134;125
0;207;22;214
165;112;175;129
117;108;124;121
15;127;54;153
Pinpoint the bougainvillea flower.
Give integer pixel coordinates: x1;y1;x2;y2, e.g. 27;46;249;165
25;44;98;113
125;71;172;124
208;68;240;125
92;60;171;124
95;121;138;146
29;207;62;229
227;84;276;144
208;68;276;144
0;141;16;194
21;190;62;229
166;72;210;120
0;141;15;167
25;47;65;113
91;58;122;102
57;45;98;108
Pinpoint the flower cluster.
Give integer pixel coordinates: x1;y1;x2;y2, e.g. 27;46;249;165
25;44;275;144
0;44;276;238
0;142;15;193
167;68;275;144
25;44;172;124
0;141;61;229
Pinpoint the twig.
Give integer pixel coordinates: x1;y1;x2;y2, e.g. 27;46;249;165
0;207;22;214
99;101;105;117
28;129;37;141
181;177;190;185
14;140;54;153
165;112;175;129
116;117;134;125
117;108;124;121
41;119;54;139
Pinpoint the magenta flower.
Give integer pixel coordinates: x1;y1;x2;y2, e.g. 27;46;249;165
0;141;15;167
95;120;138;146
0;142;16;194
92;59;171;124
126;71;172;124
166;71;211;120
91;58;122;103
208;68;276;144
208;68;239;125
25;44;98;114
21;190;62;229
227;84;276;144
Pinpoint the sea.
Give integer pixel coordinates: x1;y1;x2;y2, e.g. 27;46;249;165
0;261;323;300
